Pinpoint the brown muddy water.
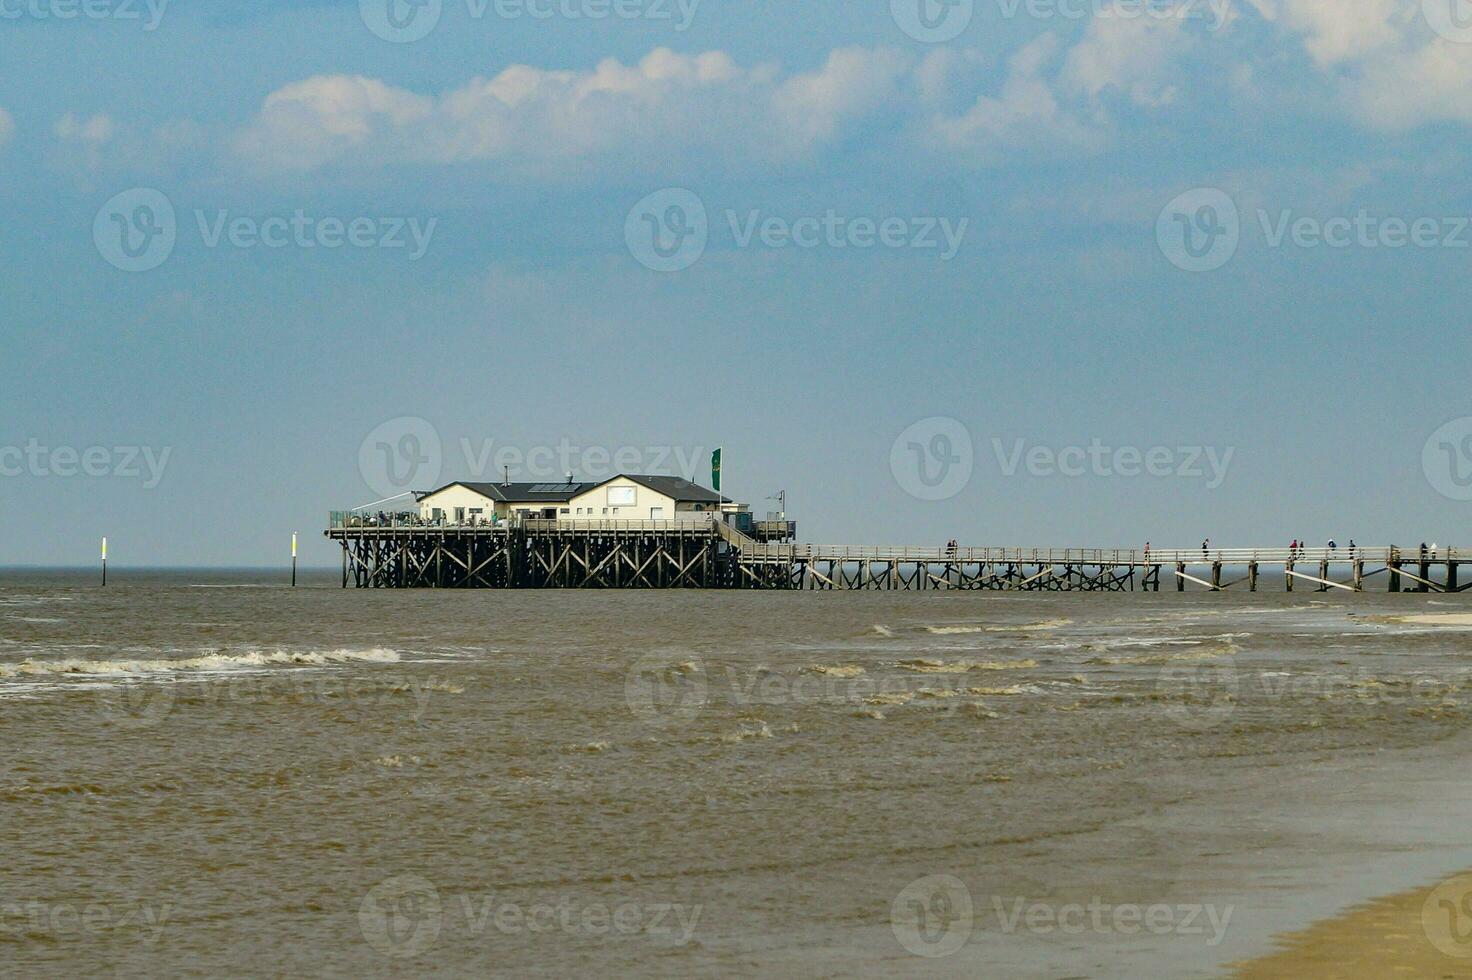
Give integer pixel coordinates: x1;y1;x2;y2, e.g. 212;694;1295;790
3;569;1472;978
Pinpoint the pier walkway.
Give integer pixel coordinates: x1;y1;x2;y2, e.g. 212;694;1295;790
325;515;1467;593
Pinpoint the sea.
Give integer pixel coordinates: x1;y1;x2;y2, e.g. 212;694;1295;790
3;568;1472;977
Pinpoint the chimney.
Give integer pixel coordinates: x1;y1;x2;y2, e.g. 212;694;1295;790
502;465;510;488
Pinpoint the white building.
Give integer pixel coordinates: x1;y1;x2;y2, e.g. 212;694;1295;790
416;475;736;524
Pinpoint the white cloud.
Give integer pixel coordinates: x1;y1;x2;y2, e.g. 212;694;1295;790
235;47;914;175
1061;13;1198;107
1245;0;1472;129
1245;0;1403;66
53;112;120;175
929;36;1106;160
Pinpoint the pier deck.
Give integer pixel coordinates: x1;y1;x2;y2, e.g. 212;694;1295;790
325;517;1467;593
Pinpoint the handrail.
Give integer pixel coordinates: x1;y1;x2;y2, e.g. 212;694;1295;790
323;513;1465;565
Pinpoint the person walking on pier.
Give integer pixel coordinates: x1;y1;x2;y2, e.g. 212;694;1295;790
1290;539;1298;557
1202;538;1210;558
1328;539;1337;555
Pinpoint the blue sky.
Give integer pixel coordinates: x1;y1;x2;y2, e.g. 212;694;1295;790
3;0;1472;565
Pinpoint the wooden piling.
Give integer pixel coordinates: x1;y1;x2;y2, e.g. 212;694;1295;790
1248;562;1258;592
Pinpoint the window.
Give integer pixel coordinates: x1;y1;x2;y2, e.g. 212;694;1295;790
560;508;570;515
602;507;608;515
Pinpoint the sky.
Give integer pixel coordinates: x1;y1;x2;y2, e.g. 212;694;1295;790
2;0;1472;566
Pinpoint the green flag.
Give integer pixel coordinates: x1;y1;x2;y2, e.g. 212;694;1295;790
711;448;722;493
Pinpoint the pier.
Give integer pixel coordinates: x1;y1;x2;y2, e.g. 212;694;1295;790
325;516;1467;593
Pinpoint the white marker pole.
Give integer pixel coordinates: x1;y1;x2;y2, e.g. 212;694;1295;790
101;537;108;587
291;532;298;588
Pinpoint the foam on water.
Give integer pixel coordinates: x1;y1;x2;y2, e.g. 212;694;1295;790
0;647;402;679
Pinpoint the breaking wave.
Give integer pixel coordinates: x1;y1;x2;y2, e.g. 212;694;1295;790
0;648;401;679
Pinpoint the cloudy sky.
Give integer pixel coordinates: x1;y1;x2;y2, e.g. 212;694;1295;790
3;0;1471;565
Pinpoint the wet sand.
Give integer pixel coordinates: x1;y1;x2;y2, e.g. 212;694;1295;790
1232;871;1472;978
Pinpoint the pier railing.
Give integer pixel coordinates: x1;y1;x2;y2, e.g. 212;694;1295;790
731;545;1466;564
325;513;1463;567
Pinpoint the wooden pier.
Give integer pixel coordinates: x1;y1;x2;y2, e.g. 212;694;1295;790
325;518;1468;593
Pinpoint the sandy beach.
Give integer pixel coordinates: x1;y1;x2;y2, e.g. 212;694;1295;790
1233;871;1472;978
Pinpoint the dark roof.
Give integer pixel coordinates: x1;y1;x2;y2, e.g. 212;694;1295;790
586;475;730;504
421;481;595;503
420;476;728;505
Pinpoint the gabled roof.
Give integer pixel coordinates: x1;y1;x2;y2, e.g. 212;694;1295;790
419;475;730;505
419;481;595;504
579;474;730;504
